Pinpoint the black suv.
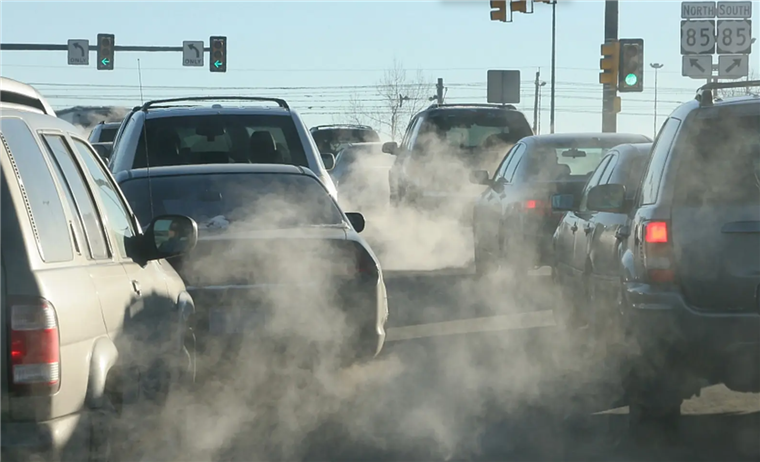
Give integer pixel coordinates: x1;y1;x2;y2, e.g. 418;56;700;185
310;124;380;156
617;81;760;436
385;103;533;217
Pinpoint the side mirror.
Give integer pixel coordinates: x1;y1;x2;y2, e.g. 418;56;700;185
345;212;365;233
551;193;576;212
469;170;491;186
91;142;113;161
382;141;398;155
144;215;198;261
587;184;627;213
321;153;336;171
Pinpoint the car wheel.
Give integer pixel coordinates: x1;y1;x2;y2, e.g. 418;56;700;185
624;357;684;445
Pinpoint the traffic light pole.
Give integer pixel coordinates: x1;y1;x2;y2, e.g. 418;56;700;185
549;0;557;134
602;0;619;133
0;43;212;52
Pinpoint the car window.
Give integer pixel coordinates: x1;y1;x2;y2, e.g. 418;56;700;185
504;143;527;182
600;153;618;184
672;110;759;206
120;173;344;229
579;155;614;212
404;117;424;152
71;138;136;258
41;133;111;259
621;154;650;199
0;118;73;263
494;144;519;179
134;114;307;169
640;118;681;205
415;110;532;153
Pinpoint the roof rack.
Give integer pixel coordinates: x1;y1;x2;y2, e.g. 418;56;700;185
311;124;375;130
139;96;289;112
427;103;517;110
695;80;760;107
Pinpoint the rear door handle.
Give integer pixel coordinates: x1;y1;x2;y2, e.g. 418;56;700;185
571;223;578;233
584;224;593;234
131;280;142;297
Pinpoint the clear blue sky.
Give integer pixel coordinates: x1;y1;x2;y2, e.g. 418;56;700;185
1;1;758;138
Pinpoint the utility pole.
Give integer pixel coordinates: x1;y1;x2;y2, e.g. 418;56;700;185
650;63;663;138
436;78;445;104
549;0;557;134
533;70;541;133
602;0;619;133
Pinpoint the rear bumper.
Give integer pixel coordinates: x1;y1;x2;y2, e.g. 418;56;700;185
1;412;90;462
623;282;760;388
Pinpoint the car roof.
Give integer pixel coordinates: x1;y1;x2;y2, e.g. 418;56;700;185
611;142;653;156
311;124;376;131
142;106;293;120
114;163;311;182
0;107;82;133
669;93;760;120
524;132;651;145
0;77;57;116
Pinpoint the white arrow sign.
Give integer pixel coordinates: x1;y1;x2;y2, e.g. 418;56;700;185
681;20;716;54
67;39;89;66
182;41;204;67
718;54;749;78
716;19;753;54
682;55;713;79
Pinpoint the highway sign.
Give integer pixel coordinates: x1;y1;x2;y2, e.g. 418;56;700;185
183;41;204;67
682;1;716;19
681;20;716;54
717;1;752;18
682;55;713;78
487;70;520;104
716;20;752;53
718;54;749;78
67;39;89;65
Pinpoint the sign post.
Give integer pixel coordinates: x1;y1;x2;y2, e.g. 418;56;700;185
680;1;752;82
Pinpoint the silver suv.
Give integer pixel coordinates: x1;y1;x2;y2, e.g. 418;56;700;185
1;78;198;461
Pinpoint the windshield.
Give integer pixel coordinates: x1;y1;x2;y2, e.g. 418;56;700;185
674;111;760;206
418;110;532;152
312;128;380;154
524;143;622;180
133;114;307;169
119;173;344;229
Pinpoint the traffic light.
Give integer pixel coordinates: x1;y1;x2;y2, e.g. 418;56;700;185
511;1;531;14
490;0;507;22
599;41;619;87
97;34;114;71
209;36;227;73
618;39;644;93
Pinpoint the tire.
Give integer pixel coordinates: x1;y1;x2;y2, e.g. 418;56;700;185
625;357;684;445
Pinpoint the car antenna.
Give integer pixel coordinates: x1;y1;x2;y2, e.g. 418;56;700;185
136;58;155;223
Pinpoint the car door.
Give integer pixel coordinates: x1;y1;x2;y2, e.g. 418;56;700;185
570;155;614;279
70;136;178;363
474;144;517;254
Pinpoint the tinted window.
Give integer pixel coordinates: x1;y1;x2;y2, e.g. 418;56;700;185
525;145;614;180
600;153;618;184
0;119;73;262
134;115;307;169
312;128;380;154
417;110;532;151
120;173;344;230
579;155;613;212
622;155;649;199
673;111;759;206
93;127;118;143
72;138;136;258
42;134;109;259
504;143;526;182
641;118;681;205
494;144;519;178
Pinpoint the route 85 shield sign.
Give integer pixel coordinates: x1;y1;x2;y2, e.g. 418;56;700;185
681;20;717;54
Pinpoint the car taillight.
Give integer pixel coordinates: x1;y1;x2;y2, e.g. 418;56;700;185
643;221;675;283
524;199;551;215
8;298;60;394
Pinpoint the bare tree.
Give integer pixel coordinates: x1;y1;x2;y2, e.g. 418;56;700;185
346;58;433;141
717;69;758;98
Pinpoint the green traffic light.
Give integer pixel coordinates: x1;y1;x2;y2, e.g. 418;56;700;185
625;73;638;86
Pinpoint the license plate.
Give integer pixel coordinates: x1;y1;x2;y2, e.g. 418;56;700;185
209;309;266;334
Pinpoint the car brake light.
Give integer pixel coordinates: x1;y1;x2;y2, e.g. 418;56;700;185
8;298;61;394
643;221;675;283
524;199;551;215
526;200;538;209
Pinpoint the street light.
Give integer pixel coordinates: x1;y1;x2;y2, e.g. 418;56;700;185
650;62;664;138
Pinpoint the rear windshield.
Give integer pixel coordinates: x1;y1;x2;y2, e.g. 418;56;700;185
91;126;118;143
673;110;760;206
120;173;343;229
133;115;307;169
524;144;618;181
419;110;532;151
312;128;380;154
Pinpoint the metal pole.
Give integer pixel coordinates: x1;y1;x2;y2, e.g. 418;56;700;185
533;70;540;133
649;63;663;138
436;78;444;104
550;0;557;134
602;0;619;133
